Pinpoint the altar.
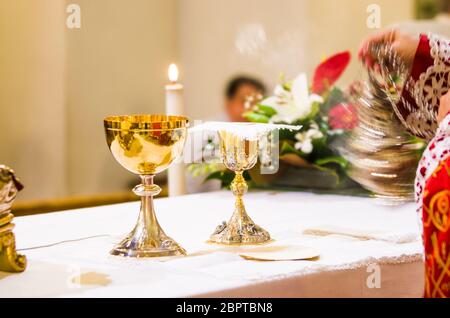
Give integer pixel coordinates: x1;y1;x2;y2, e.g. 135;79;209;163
1;191;424;298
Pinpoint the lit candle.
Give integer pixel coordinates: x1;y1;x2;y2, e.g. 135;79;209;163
165;63;186;196
166;64;184;115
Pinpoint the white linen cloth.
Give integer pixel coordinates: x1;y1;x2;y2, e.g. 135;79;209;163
189;122;301;140
1;191;424;297
303;225;418;244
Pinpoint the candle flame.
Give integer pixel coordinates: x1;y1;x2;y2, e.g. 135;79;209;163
168;63;179;83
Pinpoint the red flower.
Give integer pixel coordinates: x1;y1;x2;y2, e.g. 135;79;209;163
312;51;351;94
328;103;357;130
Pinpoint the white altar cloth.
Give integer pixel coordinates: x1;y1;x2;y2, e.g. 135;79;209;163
1;191;424;298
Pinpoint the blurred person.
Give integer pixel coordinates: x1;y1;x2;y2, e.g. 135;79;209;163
360;29;449;297
222;76;266;122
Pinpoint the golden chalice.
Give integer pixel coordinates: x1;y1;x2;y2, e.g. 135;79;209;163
104;115;188;257
209;130;271;245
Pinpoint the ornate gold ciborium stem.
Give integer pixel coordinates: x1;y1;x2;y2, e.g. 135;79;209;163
230;171;252;224
209;131;271;245
104;115;188;258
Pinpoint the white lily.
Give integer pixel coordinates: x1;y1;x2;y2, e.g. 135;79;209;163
294;122;323;154
261;73;323;124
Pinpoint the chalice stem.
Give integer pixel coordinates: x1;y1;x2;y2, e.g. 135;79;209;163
136;175;163;240
110;174;186;257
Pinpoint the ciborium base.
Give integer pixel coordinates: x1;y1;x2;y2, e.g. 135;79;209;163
209;218;271;245
110;234;186;258
209;172;271;245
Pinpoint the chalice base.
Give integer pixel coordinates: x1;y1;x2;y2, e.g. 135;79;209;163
208;213;271;245
110;233;186;258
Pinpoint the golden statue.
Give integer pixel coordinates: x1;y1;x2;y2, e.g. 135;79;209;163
0;165;26;272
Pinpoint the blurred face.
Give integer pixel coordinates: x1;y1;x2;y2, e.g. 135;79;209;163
225;84;260;122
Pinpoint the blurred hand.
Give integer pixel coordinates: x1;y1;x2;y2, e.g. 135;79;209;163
358;29;420;69
438;90;450;124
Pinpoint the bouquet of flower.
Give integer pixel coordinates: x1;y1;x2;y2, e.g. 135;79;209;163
190;51;361;190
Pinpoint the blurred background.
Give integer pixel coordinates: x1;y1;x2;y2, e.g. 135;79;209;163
0;0;448;212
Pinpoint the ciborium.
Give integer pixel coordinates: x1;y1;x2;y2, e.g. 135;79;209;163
209;130;271;245
104;115;188;257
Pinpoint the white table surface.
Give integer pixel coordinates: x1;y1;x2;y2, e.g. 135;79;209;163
1;190;425;298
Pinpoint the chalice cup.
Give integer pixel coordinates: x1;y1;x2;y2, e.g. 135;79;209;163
209;131;271;245
104;115;188;257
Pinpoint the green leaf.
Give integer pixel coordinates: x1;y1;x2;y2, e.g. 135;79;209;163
307;101;321;119
312;164;341;184
315;156;348;169
243;111;270;123
321;87;346;113
256;104;277;117
280;140;298;156
310;135;330;157
278;128;297;140
188;163;224;177
205;171;223;181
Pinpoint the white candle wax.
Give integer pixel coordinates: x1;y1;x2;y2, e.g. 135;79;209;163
165;83;184;115
165;65;186;197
